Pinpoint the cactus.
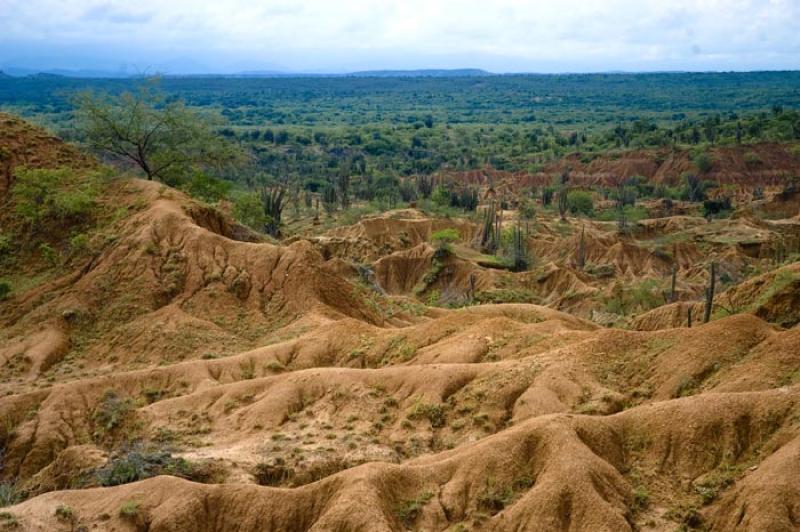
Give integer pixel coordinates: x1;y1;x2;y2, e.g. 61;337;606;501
774;236;786;265
615;182;628;234
416;175;433;199
337;172;350;209
467;273;476;302
557;187;569;221
670;264;678;303
260;186;286;237
322;182;337;215
703;261;716;323
479;202;499;253
575;224;586;270
509;220;529;272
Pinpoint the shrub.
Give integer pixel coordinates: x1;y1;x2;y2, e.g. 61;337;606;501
431;186;450;207
693;152;713;173
632;486;650;512
395;490;433;527
407;397;446;428
518;198;536;219
54;505;75;523
743;151;762;167
92;390;134;441
541;186;555;206
183;171;232;203
431;228;460;257
0;281;10;301
12;167;101;227
0;511;18;528
231;192;267;231
119;501;140;518
69;233;91;255
0;482;23;508
567;190;594;216
38;242;59;267
97;445;218;486
477;481;514;515
601;279;663;316
253;461;293;486
596;205;648;224
702;197;732;218
0;233;11;256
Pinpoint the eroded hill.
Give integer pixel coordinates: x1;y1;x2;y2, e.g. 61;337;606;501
1;118;799;532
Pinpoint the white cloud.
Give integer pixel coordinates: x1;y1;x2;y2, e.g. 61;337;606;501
0;0;798;72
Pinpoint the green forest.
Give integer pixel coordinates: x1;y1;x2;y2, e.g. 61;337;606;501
2;71;799;235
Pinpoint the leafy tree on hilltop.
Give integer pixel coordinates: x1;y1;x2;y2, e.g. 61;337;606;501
73;79;239;184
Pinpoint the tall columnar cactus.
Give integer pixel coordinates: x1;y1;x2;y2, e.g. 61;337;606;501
774;236;786;265
670;263;678;303
575;224;586;270
509;220;529;272
416;175;433;199
703;261;716;323
260;186;286;237
615;182;628;234
337;172;350;209
557;187;569;220
467;272;477;302
479;202;498;253
322;182;337;215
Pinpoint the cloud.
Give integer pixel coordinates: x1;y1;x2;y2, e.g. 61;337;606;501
0;0;798;72
81;3;153;24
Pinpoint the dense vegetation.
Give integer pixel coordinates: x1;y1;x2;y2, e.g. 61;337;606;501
2;72;800;177
1;72;799;238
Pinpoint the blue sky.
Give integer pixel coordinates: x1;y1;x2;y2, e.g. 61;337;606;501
0;0;798;74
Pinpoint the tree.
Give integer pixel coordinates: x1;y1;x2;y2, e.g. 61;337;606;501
683;173;706;202
431;228;460;258
232;192;267;231
567;190;593;216
74;80;237;183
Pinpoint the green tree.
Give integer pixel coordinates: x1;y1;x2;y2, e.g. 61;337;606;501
567;190;594;216
74;80;238;183
232;192;267;231
431;228;460;257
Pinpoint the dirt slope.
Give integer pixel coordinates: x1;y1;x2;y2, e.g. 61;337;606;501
438;142;800;190
0;112;95;196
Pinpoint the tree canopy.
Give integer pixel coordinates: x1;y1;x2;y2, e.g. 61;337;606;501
73;81;239;184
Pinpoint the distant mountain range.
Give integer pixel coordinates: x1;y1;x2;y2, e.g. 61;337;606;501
0;67;494;79
348;69;491;78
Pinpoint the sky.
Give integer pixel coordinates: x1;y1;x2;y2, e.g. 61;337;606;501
0;0;798;74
